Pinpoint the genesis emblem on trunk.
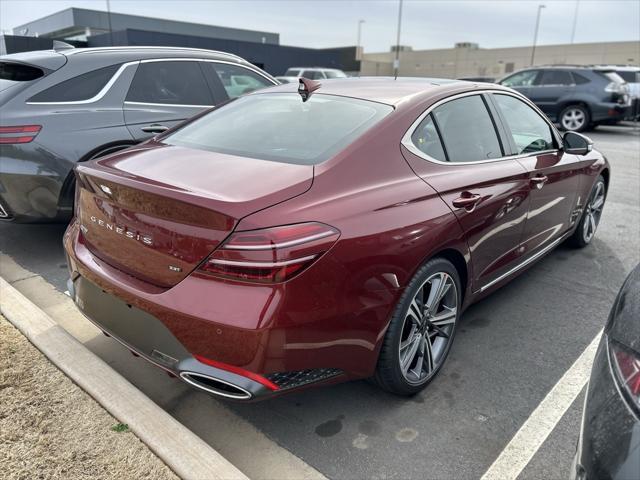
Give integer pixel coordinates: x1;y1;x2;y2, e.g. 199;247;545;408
84;215;153;246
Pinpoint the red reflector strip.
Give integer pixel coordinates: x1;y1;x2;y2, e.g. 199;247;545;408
0;125;41;134
0;136;38;144
194;354;280;391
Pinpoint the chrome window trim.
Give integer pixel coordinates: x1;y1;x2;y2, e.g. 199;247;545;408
26;58;275;107
124;101;213;108
26;61;139;105
401;89;562;166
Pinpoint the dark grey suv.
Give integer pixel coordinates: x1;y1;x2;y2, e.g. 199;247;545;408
0;46;277;222
498;66;631;132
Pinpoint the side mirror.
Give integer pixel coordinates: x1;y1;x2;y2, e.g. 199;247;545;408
563;131;593;156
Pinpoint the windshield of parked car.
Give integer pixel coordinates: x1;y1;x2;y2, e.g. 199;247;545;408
324;70;347;78
164;93;393;165
616;71;640;83
0;62;44;92
284;69;302;76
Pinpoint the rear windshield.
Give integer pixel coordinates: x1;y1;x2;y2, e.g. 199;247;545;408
164;93;393;165
0;62;45;92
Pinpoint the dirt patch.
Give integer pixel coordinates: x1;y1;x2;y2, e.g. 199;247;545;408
0;315;178;480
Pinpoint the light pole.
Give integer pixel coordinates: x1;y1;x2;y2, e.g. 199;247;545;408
530;4;546;66
106;0;114;46
356;19;365;60
393;0;404;78
570;0;580;44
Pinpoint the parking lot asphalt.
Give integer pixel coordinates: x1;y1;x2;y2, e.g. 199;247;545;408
1;126;638;479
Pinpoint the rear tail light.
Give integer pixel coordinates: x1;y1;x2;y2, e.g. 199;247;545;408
610;341;640;409
198;222;340;283
0;125;41;144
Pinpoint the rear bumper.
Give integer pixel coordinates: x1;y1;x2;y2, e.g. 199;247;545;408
590;102;630;123
0;143;71;222
63;220;390;400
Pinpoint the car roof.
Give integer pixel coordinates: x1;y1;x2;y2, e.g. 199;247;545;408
255;76;470;106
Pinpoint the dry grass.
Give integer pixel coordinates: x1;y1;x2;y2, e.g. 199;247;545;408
0;315;178;480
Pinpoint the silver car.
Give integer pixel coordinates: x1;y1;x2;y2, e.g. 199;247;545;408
0;46;277;222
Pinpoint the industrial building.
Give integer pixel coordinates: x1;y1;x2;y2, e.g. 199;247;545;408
361;41;640;79
2;8;360;75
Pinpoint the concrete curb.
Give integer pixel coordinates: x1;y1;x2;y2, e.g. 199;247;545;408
0;277;249;480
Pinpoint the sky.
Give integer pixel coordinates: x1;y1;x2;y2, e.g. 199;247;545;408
1;0;639;53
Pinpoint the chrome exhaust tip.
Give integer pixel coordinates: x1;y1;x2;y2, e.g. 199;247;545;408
179;371;252;400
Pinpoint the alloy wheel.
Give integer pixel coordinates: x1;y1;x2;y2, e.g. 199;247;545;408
583;181;605;243
398;272;458;385
561;108;586;131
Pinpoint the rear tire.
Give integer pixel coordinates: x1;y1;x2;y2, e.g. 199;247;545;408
374;257;461;396
559;104;590;132
568;175;606;248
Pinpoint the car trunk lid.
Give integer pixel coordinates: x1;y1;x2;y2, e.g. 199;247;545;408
75;142;313;288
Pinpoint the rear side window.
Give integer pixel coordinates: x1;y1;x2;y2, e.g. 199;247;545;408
539;70;573;86
432;95;502;162
29;64;120;102
126;61;213;106
493;94;554;154
572;73;590;85
164;93;392;165
211;63;272;99
411;114;446;162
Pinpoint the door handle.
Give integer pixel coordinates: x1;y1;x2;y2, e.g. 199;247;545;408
452;193;481;210
531;175;548;190
141;124;169;134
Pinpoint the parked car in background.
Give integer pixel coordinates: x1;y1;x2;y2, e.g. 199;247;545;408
572;264;640;480
276;66;347;83
498;66;631;132
593;65;640;120
0;46;277;222
65;78;609;401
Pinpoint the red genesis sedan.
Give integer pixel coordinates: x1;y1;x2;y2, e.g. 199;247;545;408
64;78;609;401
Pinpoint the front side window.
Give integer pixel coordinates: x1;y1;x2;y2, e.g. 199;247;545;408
493;94;554;154
539;70;573;86
29;64;120;102
410;113;446;162
164;93;393;165
126;61;213;106
432;95;502;162
212;63;272;99
501;70;539;87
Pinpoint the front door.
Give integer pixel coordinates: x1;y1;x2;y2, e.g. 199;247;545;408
489;92;580;256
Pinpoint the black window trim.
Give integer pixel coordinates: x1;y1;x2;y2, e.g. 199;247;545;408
401;89;562;165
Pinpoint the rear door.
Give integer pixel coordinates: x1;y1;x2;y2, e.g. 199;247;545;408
490;92;580;256
123;60;215;140
527;69;573;120
401;93;532;291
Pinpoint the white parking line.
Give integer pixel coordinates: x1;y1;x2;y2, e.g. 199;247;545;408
481;330;603;480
